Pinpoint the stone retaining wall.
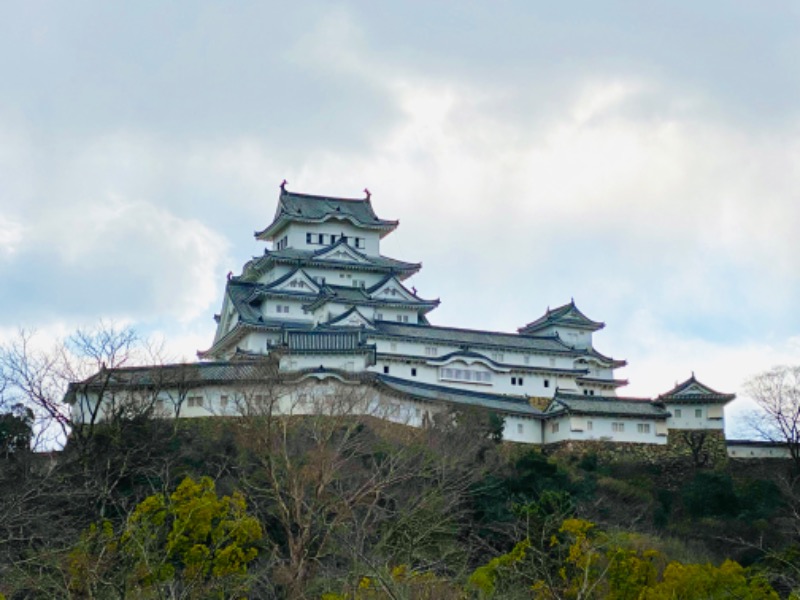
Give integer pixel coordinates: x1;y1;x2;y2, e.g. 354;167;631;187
543;429;728;468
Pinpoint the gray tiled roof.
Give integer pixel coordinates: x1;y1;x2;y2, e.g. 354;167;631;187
658;375;735;403
255;189;399;240
549;392;669;418
226;281;312;327
67;362;540;420
304;284;439;313
65;360;282;400
373;321;579;354
376;375;544;418
519;300;604;334
241;247;420;281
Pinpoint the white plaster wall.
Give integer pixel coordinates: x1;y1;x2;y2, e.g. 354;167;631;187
727;444;791;459
257;265;290;285
543;414;667;445
280;353;369;372
301;266;384;289
367;351;594;399
280;222;381;256
666;403;724;430
504;415;544;444
262;299;314;322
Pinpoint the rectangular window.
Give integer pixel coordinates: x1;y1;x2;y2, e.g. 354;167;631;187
637;423;651;433
383;366;390;374
306;233;313;243
524;355;530;364
551;422;560;433
375;313;383;320
695;408;702;418
492;351;504;362
425;346;437;356
390;342;397;351
518;377;524;385
220;395;229;409
675;408;682;418
587;421;593;431
517;423;524;434
511;377;517;385
612;422;624;432
355;238;364;248
187;396;203;408
317;234;324;244
415;407;421;418
411;367;417;376
440;367;492;384
544;379;550;388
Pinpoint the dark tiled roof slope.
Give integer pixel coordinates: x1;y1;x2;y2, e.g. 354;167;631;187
256;189;398;239
548;391;669;418
376;375;544;417
658;374;735;404
519;300;604;334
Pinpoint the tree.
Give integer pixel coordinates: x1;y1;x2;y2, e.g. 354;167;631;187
62;476;263;599
0;402;33;458
228;381;492;598
746;365;800;470
0;322;150;451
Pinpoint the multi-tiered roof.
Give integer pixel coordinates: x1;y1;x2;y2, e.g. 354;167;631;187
201;185;627;400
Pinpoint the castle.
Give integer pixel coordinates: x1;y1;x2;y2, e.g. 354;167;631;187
67;184;735;449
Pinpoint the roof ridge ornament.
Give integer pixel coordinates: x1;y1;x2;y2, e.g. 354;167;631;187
280;179;288;193
364;188;371;200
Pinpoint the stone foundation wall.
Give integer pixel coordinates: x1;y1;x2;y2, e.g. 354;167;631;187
543;429;728;468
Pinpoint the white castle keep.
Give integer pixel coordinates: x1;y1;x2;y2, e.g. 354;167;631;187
67;185;735;447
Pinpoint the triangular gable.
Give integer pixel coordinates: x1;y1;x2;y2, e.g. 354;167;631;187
369;276;420;303
269;269;320;294
673;382;713;396
315;241;372;265
660;375;734;400
325;306;376;329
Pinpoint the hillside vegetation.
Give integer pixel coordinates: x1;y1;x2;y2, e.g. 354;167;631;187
0;407;798;599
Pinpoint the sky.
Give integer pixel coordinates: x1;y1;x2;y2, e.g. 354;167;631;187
1;2;799;435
